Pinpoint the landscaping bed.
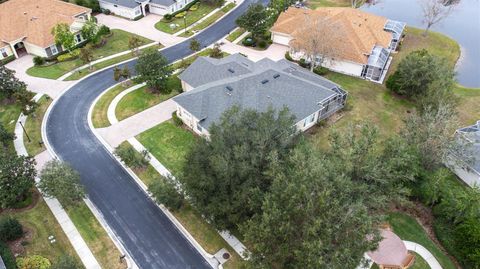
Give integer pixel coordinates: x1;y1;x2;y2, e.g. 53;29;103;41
116;76;181;121
26;30;152;80
179;3;236;37
155;2;217;34
24;96;52;156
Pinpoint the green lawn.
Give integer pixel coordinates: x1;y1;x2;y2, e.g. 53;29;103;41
116;141;244;268
24;96;52;156
65;203;127;269
65;44;163;81
387;212;456;269
179;3;236;37
226;28;246;43
91;83;134;128
307;0;349;9
0;99;21;150
155;2;217;34
1;197;82;265
26;30;152;80
136;121;197;176
116;76;181;121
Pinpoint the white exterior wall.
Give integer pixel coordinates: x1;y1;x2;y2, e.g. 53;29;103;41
0;45;13;60
149;3;170;15
290;50;364;78
181;80;194;91
176;104;210;137
295;111;319;132
24;42;48;57
99;1;141;19
271;32;292;46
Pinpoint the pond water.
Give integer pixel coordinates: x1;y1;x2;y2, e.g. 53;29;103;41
361;0;480;88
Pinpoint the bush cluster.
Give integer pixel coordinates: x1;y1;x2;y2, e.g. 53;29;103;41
57;49;80;62
313;66;328;76
114;145;150;169
172;112;183;126
0;217;23;242
0;241;15;269
33;56;45;66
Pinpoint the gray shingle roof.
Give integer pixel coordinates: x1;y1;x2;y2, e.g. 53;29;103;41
174;54;344;130
151;0;176;7
101;0;140;8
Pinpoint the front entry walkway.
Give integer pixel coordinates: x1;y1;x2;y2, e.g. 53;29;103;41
96;14;186;47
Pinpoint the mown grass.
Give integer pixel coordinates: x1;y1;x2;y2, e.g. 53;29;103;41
1;197;82;265
179;3;236;37
116;76;181;121
66;203;127;269
388;212;456;269
0;98;21;150
155;2;217;34
226;28;246;43
117;141;244;268
136;121;197;176
26;30;152;80
307;0;349;9
91;83;133;128
24;96;52;156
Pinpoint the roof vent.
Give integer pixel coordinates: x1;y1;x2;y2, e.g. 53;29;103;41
261;79;269;84
273;74;280;79
226;86;233;91
228;68;235;73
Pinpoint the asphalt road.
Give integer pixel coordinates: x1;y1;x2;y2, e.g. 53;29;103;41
45;1;266;268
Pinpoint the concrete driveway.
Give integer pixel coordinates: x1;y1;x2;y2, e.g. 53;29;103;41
5;55;74;99
96;14;186;47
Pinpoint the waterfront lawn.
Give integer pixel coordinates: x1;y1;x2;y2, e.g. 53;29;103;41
226;28;246;42
387;212;456;269
116;76;181;121
1;197;82;264
65;203;127;269
136;121;197;176
155;3;217;34
24;96;52;156
92;83;133;128
26;30;152;80
179;3;236;37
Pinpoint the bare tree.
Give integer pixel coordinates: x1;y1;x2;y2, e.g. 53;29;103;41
290;16;344;72
420;0;455;36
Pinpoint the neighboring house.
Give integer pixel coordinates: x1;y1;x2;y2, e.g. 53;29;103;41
0;0;91;61
449;121;480;187
271;7;405;83
99;0;194;19
174;54;348;137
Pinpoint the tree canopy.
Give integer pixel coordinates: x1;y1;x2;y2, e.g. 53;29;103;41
51;23;76;52
180;106;299;229
236;4;269;39
38;160;85;207
0;66;27;99
0;151;36;208
134;49;173;94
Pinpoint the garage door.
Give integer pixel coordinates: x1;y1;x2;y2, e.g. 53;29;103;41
272;33;291;46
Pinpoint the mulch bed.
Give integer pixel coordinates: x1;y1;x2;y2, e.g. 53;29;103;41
0;190;40;214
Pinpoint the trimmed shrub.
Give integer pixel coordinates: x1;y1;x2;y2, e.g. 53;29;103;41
285;52;294;62
0;241;16;269
298;58;310;69
189;3;199;10
0;217;23;242
242;37;254;47
33;56;45;66
16;255;51;269
172;112;183;126
148;177;184;211
175;11;187;18
163;13;173;21
257;39;268;49
103;9;111;15
57;49;80;62
114;145;150;169
0;55;15;66
313;66;328;76
133;15;144;21
97;25;111;36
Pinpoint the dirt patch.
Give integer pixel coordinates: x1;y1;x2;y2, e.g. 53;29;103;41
7;226;34;257
392;202;462;269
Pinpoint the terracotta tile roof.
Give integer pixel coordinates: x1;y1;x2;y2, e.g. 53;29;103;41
0;0;90;48
271;7;393;64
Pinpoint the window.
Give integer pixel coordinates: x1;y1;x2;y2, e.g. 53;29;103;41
50;45;58;55
197;124;203;132
303;113;315;127
0;48;7;58
75;34;82;44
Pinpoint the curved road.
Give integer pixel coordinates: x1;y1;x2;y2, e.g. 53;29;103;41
44;1;265;268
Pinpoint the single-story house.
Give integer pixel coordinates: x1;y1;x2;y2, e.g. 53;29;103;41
0;0;91;61
448;121;480;187
174;54;348;137
99;0;194;19
271;7;405;83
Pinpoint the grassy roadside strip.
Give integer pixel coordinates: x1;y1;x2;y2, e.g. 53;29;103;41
387;212;456;269
0;98;22;150
24;96;52;156
154;2;217;34
179;3;236;37
115;141;244;269
91;83;133;128
65;44;163;81
226;28;246;43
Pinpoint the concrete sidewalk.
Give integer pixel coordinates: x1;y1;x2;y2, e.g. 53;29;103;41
5;56;74;99
14;94;102;269
404;241;442;269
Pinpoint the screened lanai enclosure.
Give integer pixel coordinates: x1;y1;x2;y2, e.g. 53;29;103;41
361;46;391;82
384;20;406;50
